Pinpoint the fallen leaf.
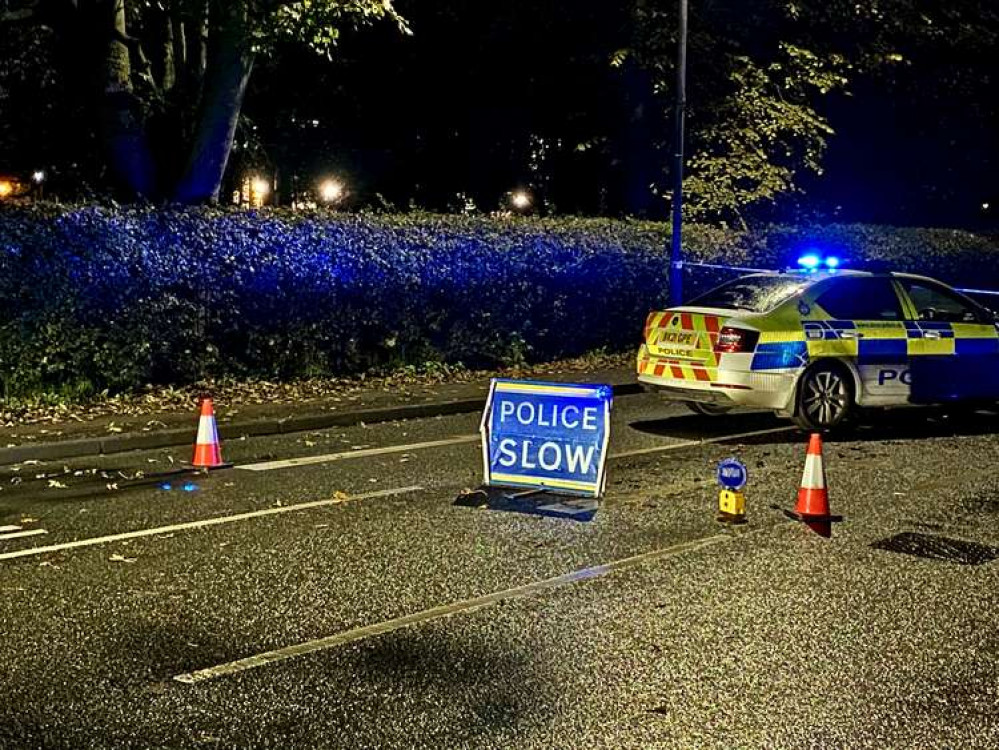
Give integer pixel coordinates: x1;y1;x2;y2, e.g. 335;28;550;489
106;483;119;491
109;553;137;563
47;480;68;489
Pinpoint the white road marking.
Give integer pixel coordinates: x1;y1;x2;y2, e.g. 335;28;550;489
174;532;735;684
611;425;797;459
238;436;480;472
0;525;23;533
0;486;423;563
238;425;795;473
0;529;48;542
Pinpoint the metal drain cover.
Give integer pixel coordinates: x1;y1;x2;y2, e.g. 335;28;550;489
872;532;999;566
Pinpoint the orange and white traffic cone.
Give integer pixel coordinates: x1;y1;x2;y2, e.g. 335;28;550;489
795;433;830;518
191;397;229;469
786;433;840;537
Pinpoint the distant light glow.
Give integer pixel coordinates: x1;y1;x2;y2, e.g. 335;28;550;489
797;254;821;270
251;177;270;197
32;170;46;184
0;180;12;198
320;179;344;203
824;256;841;269
984;202;991;211
511;191;532;210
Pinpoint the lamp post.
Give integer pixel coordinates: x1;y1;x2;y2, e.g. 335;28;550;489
669;0;688;307
32;170;45;201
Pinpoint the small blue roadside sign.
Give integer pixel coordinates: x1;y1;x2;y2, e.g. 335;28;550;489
717;458;748;491
481;379;613;498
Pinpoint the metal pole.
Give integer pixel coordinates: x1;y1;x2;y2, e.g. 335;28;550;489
669;0;688;307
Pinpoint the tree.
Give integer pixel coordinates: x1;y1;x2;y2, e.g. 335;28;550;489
1;0;407;203
622;0;999;224
617;0;851;223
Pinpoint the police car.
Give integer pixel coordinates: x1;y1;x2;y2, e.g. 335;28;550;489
637;262;999;429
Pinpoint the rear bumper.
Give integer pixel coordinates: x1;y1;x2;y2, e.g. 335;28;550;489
636;345;798;411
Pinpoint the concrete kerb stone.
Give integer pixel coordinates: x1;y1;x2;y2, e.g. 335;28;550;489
0;382;645;465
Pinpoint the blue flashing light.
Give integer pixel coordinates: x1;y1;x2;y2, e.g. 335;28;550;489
182;482;199;492
159;482;173;491
824;256;841;269
797;254;821;271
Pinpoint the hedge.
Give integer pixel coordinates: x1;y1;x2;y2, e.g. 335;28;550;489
1;205;997;399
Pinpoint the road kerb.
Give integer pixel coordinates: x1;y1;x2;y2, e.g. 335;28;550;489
0;383;644;466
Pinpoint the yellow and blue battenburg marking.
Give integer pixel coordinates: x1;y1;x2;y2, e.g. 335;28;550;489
480;379;613;498
751;318;999;371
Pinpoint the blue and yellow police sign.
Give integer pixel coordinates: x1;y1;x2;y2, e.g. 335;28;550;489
481;379;613;498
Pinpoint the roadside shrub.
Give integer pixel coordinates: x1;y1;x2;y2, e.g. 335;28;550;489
1;205;997;399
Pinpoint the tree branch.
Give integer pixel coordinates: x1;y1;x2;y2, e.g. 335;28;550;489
112;26;161;98
1;1;40;23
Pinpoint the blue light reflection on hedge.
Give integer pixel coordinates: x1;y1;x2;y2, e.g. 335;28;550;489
1;205;997;399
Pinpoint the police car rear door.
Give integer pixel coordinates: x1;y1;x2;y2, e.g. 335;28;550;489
809;276;910;405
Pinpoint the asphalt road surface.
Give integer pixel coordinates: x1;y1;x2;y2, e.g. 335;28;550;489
1;393;997;749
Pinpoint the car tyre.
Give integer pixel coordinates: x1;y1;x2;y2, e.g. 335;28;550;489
685;401;733;417
793;362;854;430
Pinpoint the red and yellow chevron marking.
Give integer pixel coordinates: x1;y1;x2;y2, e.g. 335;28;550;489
637;348;716;382
644;311;723;369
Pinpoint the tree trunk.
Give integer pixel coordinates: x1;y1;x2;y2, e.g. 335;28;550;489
172;1;252;204
100;0;156;198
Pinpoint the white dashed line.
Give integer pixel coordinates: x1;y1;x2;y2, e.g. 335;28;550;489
238;425;795;473
0;529;48;542
610;425;797;459
0;486;423;563
174;532;735;684
237;436;480;472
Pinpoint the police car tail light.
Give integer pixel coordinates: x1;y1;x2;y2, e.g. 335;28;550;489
714;327;759;354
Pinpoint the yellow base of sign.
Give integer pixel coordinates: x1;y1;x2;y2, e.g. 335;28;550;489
717;489;747;524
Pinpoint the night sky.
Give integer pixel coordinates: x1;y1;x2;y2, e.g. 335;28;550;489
2;0;996;226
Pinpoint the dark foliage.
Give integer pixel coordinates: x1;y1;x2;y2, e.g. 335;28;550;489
1;206;996;399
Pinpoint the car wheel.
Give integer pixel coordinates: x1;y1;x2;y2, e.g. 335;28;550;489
685;401;733;417
793;362;854;430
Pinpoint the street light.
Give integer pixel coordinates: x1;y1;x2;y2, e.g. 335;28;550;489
32;170;45;200
249;176;270;208
251;177;269;197
511;190;532;211
320;178;345;203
